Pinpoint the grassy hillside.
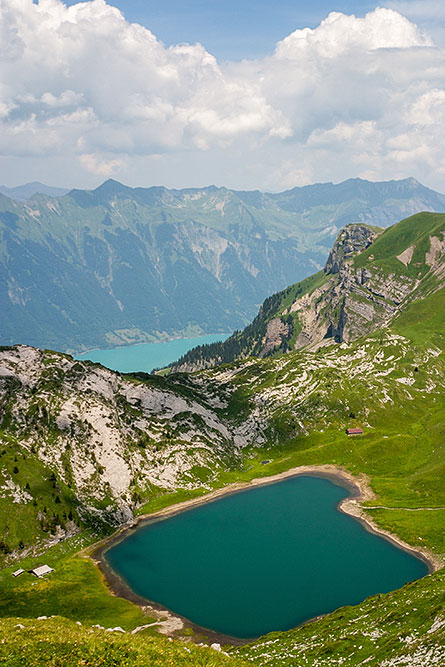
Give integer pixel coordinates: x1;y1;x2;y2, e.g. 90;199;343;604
392;287;445;348
354;211;445;286
170;212;445;370
0;616;247;666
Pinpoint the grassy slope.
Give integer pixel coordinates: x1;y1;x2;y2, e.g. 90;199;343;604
392;287;445;348
0;617;247;667
0;438;85;558
0;546;152;630
354;211;445;279
217;332;445;553
233;570;445;666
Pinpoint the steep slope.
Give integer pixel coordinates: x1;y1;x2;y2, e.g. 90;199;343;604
0;616;246;666
171;212;445;370
1;177;443;353
0;345;254;559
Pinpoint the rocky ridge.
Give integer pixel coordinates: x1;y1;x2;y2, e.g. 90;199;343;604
296;216;444;347
0;345;263;551
283;223;404;347
170;212;445;370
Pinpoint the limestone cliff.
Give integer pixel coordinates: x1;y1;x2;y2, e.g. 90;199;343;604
286;217;444;348
169;212;445;369
0;345;265;545
324;224;377;275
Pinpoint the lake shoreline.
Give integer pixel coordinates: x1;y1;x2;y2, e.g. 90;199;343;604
73;331;231;358
90;464;441;646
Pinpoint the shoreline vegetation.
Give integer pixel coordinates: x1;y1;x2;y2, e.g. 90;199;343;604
90;464;441;645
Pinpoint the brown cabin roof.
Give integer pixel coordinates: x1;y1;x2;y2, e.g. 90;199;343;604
346;427;364;435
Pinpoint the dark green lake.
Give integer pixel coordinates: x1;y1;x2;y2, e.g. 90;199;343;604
106;476;428;638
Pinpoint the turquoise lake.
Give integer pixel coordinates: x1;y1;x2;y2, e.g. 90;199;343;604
75;333;229;373
106;476;428;638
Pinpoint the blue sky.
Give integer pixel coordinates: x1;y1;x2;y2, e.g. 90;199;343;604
61;1;385;60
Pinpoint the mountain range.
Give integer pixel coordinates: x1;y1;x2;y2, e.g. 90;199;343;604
0;210;444;665
1;176;444;353
0;182;69;202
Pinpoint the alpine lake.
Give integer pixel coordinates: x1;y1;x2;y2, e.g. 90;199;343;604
105;475;428;639
75;333;229;373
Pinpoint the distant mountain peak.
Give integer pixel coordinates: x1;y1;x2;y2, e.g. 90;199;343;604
93;178;131;193
0;182;69;202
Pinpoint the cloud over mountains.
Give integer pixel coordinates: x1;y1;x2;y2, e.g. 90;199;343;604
0;0;444;190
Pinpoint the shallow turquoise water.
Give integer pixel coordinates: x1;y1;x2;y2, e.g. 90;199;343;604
75;333;229;373
106;476;428;638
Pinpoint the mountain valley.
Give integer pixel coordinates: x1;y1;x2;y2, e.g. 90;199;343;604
0;209;444;666
1;177;444;353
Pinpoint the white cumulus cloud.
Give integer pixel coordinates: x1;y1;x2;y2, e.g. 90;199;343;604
0;0;286;160
0;0;444;191
275;7;430;58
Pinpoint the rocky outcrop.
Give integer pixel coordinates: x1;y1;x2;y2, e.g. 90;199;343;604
283;225;385;347
397;245;415;266
0;346;260;529
260;318;292;357
286;220;444;349
290;267;415;348
426;232;445;282
324;224;378;274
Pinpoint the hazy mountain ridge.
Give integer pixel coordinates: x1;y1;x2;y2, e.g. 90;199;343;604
0;182;69;201
1;177;444;353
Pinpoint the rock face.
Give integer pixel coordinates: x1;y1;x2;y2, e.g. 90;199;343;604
260;318;292;357
324;225;377;275
170;212;445;369
0;346;265;530
288;217;445;348
287;224;415;347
